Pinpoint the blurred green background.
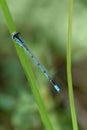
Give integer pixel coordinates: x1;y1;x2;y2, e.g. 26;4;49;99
0;0;87;130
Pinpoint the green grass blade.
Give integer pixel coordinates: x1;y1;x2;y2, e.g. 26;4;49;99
67;0;78;130
0;0;53;129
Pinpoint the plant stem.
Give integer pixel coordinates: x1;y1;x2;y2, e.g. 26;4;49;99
0;0;53;129
67;0;78;130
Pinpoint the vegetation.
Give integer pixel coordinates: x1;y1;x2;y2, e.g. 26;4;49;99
0;0;87;130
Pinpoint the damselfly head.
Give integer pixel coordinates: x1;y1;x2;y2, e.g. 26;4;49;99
12;32;20;39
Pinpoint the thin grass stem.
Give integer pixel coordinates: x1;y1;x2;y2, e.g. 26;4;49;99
67;0;78;130
0;0;54;129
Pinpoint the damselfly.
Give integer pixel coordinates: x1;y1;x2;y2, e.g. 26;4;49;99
12;32;60;92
